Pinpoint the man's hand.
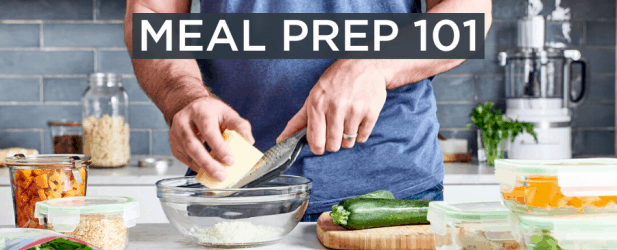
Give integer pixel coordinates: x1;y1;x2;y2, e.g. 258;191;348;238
277;60;387;154
170;96;254;181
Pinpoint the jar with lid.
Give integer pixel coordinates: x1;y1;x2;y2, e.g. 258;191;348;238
35;196;140;250
48;120;83;154
6;154;90;228
81;73;130;168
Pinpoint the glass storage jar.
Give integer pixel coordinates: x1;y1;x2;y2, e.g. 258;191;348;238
6;154;90;228
48;120;83;154
82;73;130;168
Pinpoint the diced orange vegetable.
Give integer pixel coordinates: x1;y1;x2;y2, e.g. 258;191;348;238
78;168;86;180
34;174;48;189
502;174;617;212
12;167;87;228
37;189;47;200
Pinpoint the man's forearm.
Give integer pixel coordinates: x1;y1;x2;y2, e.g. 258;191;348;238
125;0;210;125
363;0;493;90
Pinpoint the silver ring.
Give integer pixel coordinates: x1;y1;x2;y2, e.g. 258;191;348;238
343;133;358;140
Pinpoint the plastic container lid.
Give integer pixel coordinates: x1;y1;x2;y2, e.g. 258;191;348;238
34;196;140;233
427;201;512;237
495;158;617;196
513;213;617;243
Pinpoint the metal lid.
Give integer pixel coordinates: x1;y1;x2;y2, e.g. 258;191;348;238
5;154;91;169
48;120;82;127
427;201;512;236
34;196;140;233
88;73;122;87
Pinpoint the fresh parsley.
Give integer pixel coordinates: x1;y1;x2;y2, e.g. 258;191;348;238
466;102;537;166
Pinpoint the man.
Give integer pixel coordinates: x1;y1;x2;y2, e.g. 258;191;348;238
125;0;492;221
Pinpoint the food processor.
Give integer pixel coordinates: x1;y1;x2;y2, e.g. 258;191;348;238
498;15;587;160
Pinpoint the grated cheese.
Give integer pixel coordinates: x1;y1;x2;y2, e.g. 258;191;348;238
190;221;284;244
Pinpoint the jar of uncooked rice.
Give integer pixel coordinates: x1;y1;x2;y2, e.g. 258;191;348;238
34;196;140;250
82;73;130;168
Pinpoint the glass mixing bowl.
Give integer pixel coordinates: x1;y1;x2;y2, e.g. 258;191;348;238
156;175;312;248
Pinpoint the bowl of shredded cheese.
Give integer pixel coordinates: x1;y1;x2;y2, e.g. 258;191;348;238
156;175;311;248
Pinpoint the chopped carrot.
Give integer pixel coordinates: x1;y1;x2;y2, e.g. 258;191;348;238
12;167;87;228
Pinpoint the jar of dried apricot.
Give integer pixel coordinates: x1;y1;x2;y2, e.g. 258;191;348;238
6;154;90;228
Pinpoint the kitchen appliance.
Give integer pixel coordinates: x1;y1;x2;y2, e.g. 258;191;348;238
498;15;587;160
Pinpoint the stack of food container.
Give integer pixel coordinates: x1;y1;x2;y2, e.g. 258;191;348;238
495;158;617;249
427;201;523;250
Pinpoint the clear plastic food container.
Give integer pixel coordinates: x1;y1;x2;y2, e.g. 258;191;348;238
7;154;90;229
495;158;617;215
427;201;522;250
511;213;617;250
34;196;140;250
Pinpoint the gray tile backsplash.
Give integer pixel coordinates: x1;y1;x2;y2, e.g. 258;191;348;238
0;0;614;157
474;75;505;101
97;50;135;74
0;78;40;102
96;0;127;20
571;103;615;128
0;51;94;75
582;130;615;155
0;105;81;129
0;131;42;152
0;0;93;20
43;78;88;102
129;105;169;130
0;24;40;48
586;21;617;46
43;24;126;47
152;131;172;156
432;76;473;102
130;131;150;155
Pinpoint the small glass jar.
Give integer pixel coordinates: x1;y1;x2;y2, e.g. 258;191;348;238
35;196;140;250
81;73;130;168
6;154;90;228
48;120;83;154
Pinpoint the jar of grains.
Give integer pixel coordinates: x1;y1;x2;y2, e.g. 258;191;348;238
35;196;140;250
7;154;90;229
82;73;130;168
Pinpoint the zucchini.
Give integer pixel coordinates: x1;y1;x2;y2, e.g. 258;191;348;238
347;190;395;201
331;198;431;230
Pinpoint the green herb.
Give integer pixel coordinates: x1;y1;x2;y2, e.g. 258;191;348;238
466;102;537;166
27;238;94;250
530;231;563;250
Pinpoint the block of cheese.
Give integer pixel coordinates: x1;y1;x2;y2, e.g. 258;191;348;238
195;129;264;189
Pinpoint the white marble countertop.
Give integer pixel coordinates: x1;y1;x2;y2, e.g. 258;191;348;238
126;223;325;250
0;223;325;250
0;156;497;186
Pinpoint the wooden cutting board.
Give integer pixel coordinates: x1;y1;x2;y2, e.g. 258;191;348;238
316;212;435;250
